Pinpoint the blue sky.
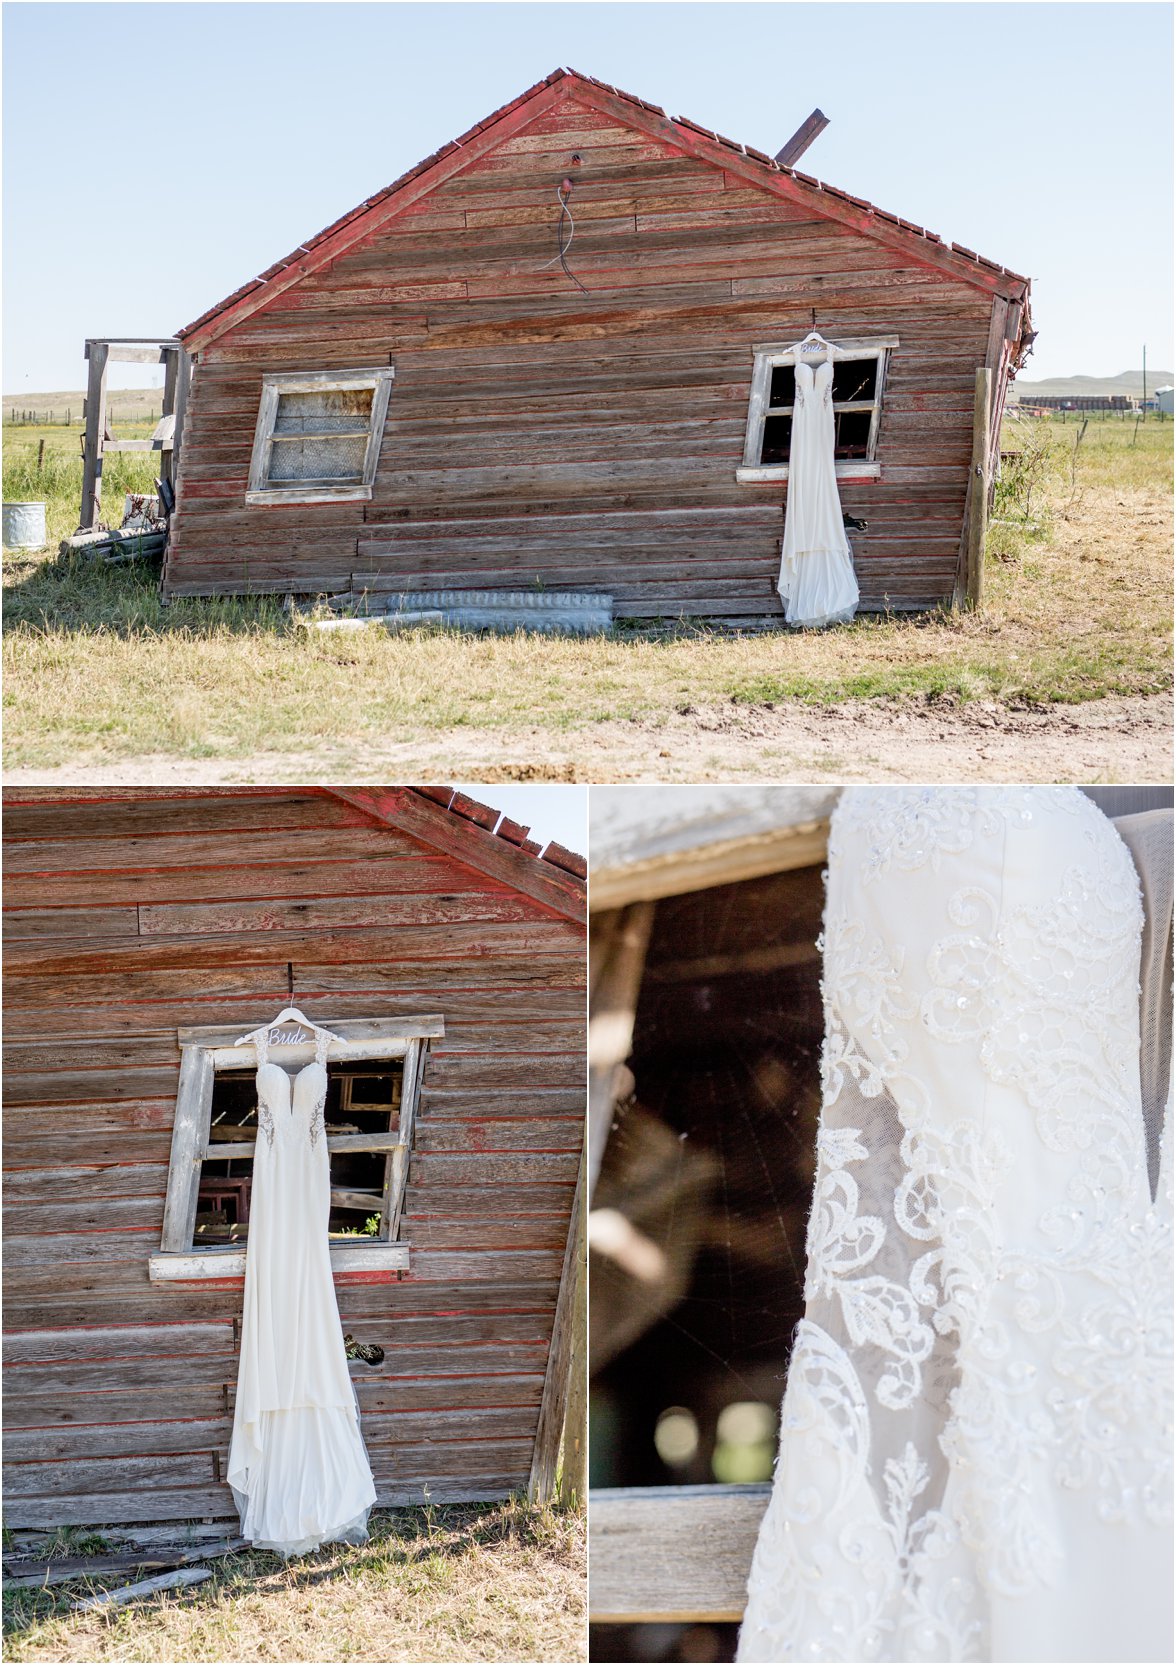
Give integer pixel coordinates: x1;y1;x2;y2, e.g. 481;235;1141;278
3;2;1171;391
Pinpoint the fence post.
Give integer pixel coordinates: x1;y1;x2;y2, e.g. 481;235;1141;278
80;341;110;531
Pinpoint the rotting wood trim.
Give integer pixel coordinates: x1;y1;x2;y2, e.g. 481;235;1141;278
740;338;895;477
735;461;881;484
159;1046;215;1253
159;1014;442;1264
177;1016;445;1048
245;367;394;505
589;1483;770;1622
204;1131;404;1161
387;1038;425;1241
589;821;831;913
527;1141;585;1503
148;1243;410;1281
244;487;373;507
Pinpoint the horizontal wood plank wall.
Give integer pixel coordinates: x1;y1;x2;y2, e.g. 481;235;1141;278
163;96;995;615
2;792;585;1526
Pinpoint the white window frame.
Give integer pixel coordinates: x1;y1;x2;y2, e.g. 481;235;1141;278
736;335;897;484
149;1014;442;1282
245;367;394;506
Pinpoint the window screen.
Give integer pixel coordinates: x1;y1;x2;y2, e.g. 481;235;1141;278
246;369;394;503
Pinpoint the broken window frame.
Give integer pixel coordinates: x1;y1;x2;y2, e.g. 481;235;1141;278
148;1014;443;1282
245;367;395;506
736;335;897;484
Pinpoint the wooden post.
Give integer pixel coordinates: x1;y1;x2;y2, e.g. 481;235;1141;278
558;1171;587;1506
171;348;192;490
79;340;109;530
159;346;179;488
528;1147;585;1505
588;901;655;1197
957;366;992;611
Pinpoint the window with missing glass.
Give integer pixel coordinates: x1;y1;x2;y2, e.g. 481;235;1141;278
246;368;394;505
737;337;896;483
149;1015;442;1282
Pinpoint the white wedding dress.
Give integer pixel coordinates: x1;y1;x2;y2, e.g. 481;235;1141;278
228;1030;376;1555
738;786;1173;1664
778;351;859;629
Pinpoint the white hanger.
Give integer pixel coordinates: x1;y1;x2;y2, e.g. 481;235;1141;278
234;1006;344;1051
790;328;835;359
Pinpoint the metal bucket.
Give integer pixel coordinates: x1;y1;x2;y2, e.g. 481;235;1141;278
2;501;47;549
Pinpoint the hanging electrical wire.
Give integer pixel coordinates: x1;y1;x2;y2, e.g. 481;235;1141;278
539;177;589;294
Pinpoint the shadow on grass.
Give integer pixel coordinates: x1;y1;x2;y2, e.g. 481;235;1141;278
1;1499;576;1643
2;550;290;641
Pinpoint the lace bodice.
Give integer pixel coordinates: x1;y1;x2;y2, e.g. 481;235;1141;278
794;357;833;410
738;786;1172;1664
254;1028;330;1150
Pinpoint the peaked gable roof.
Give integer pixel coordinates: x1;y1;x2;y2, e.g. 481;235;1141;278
1;786;586;922
178;67;1030;351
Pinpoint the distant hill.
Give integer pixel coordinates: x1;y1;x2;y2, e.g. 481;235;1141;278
1011;370;1173;401
3;388;163;423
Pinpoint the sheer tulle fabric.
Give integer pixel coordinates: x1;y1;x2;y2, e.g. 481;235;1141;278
228;1032;376;1556
778;356;859;629
738;786;1173;1664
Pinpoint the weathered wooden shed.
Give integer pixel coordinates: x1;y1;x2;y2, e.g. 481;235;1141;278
161;67;1033;621
3;786;586;1529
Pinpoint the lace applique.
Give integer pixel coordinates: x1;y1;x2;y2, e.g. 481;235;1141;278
740;787;1171;1664
820;918;917;1101
831;785;1085;883
805;1125;934;1410
307;1084;327;1149
255;1031;276;1148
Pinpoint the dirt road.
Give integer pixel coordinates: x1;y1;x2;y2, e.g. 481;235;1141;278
5;693;1170;786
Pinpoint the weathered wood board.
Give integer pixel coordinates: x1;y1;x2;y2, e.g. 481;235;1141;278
589;1484;770;1621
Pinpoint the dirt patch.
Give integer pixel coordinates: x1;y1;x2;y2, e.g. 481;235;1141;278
5;694;1170;787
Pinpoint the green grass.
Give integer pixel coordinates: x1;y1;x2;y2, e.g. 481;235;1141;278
2;413;1171;774
3;1499;585;1663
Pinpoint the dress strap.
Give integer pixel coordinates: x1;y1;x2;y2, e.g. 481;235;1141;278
314;1029;331;1068
255;1029;269;1068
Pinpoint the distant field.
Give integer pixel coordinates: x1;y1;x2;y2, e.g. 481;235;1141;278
3;387;165;425
2;409;1172;781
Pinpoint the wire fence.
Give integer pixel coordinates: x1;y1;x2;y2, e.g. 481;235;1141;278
4;409;161;427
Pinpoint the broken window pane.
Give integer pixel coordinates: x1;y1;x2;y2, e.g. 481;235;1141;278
759;413;793;465
834;409;874;458
768;365;796;409
830;358;879;404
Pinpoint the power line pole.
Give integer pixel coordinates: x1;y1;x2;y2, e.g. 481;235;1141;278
1142;344;1147;416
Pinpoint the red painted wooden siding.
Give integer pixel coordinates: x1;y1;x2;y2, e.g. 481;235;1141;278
163;94;998;616
2;790;585;1525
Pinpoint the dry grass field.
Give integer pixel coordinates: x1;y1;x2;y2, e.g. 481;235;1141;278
2;1500;585;1664
3;412;1171;782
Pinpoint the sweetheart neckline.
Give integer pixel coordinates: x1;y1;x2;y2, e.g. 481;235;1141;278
257;1060;327;1081
256;1059;327;1115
